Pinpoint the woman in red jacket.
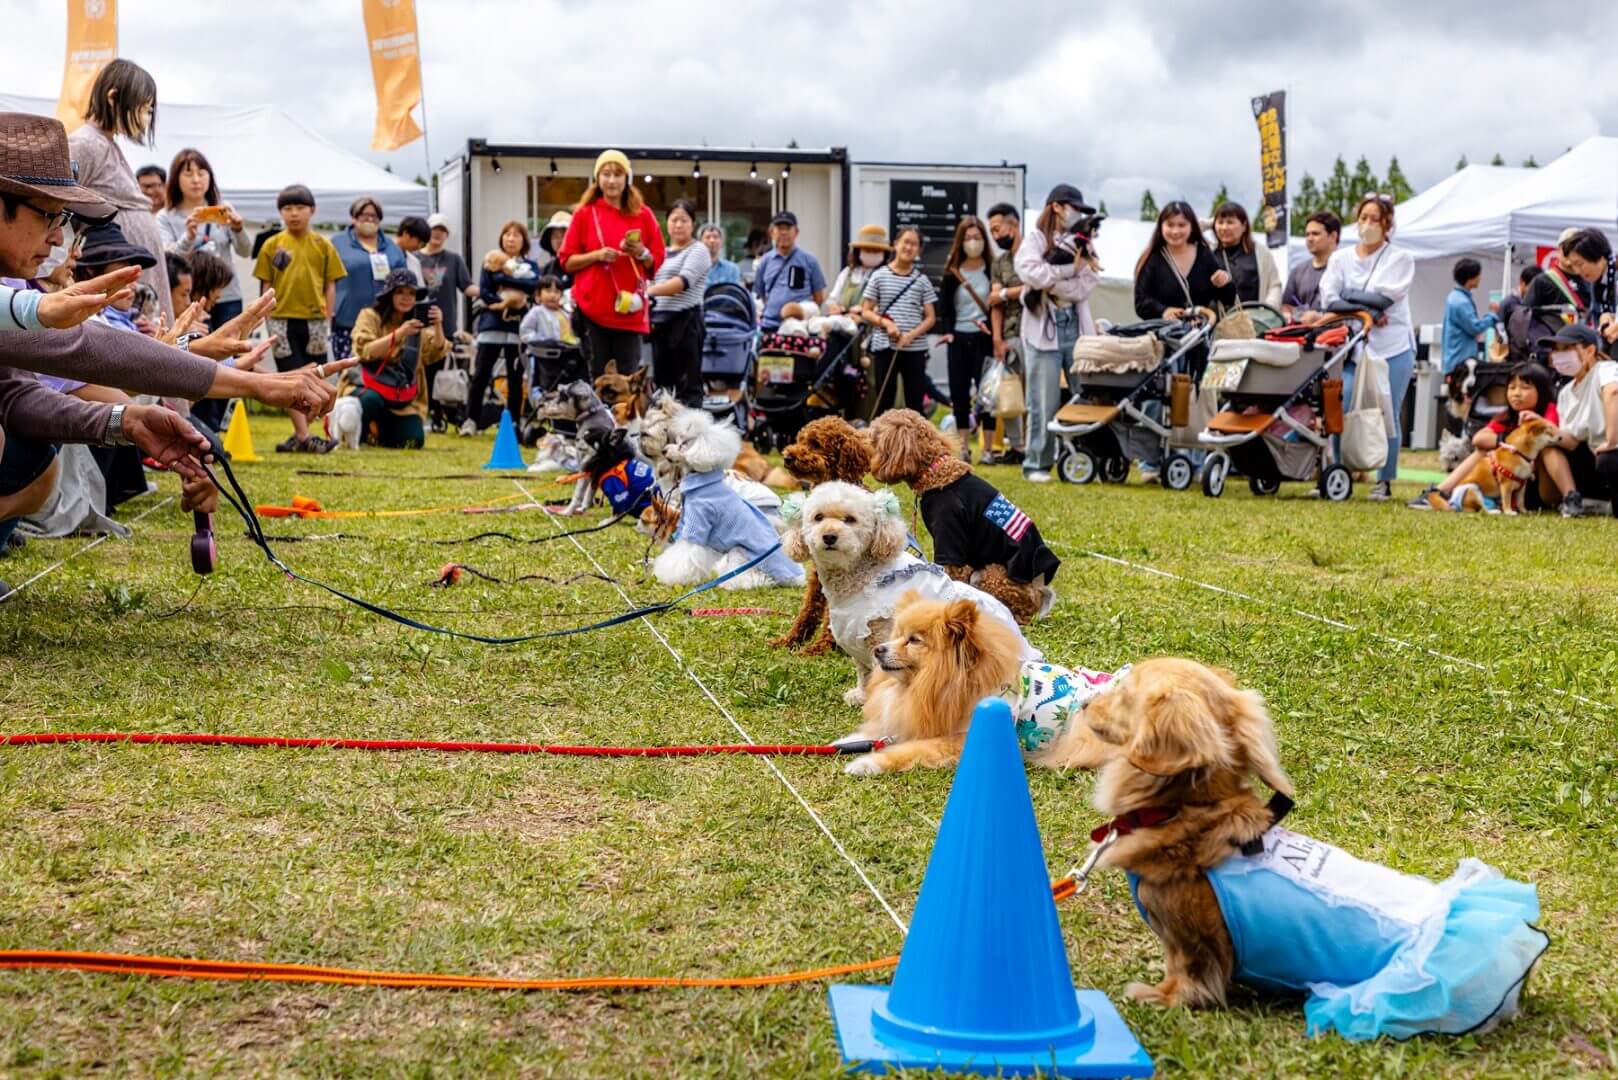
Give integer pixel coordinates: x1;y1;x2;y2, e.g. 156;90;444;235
558;150;665;378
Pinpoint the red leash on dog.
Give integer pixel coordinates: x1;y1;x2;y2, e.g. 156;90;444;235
0;732;883;757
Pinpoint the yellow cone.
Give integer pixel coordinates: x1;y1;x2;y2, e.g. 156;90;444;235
222;400;260;462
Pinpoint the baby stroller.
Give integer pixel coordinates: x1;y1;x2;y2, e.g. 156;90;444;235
1050;311;1215;489
750;329;852;452
699;281;758;430
1195;308;1375;501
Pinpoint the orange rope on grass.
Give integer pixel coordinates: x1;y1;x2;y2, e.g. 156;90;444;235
0;882;1080;992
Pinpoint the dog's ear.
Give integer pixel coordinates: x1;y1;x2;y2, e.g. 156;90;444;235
836;429;872;481
780;517;809;563
868;510;907;563
628;368;646;392
941;598;983;665
1125;684;1231;778
1219;682;1293;797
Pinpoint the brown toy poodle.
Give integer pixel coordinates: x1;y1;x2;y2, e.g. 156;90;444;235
770;416;872;655
867;409;1058;623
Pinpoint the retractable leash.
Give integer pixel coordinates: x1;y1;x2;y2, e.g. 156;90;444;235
190;511;216;575
201;455;781;645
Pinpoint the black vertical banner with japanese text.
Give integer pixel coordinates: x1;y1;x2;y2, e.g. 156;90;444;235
1251;91;1287;248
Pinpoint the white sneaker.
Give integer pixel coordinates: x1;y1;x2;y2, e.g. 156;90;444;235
459;418;477;436
1025;470;1052;484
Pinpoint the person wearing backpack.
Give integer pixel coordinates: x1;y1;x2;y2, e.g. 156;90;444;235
1441;257;1496;376
1493;266;1542;363
1523;232;1591;358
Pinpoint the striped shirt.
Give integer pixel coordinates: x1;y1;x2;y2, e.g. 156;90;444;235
863;265;937;352
653;242;712;314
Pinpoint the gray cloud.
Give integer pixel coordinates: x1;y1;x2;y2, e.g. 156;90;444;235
10;0;1617;216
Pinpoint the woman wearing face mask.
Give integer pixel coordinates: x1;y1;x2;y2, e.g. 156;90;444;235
1210;201;1282;309
823;225;889;418
933;216;996;446
330;196;407;362
1319;194;1416;501
67;59;174;326
1015;185;1104;483
646;199;711;407
1545;323;1618;517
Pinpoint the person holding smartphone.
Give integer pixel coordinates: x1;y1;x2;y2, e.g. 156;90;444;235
557;149;665;378
753;210;826;332
350;268;445;448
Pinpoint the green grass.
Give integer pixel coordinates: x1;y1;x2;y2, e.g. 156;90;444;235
1;422;1616;1078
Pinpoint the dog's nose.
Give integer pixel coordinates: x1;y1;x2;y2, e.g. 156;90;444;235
874;643;888;661
822;533;837;548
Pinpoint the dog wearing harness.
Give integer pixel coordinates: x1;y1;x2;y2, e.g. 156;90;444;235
1074;658;1548;1041
1428;414;1558;515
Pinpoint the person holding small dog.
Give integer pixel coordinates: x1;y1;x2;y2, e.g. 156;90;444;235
1016;184;1102;483
647;198;711;408
1546;323;1618;517
1407;362;1571;512
350;268;445;449
558;150;666;380
861;226;937;416
461;219;540;435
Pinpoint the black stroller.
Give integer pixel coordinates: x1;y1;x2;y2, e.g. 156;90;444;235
698;282;758;431
750;329;860;452
1050;311;1215;489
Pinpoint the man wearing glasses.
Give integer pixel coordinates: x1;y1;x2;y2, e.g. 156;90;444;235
0;112;355;596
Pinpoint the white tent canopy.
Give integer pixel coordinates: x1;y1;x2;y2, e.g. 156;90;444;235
1483;136;1618;251
1341;164;1528;258
0;94;431;227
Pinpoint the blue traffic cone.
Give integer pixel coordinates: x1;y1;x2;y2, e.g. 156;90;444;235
828;698;1153;1077
482;411;526;471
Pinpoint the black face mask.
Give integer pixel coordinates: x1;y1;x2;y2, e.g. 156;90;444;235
995;233;1015;251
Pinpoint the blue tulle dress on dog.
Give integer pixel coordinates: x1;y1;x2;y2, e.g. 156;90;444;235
1129;827;1548;1040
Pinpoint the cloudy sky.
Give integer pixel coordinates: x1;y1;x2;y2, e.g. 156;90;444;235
11;1;1618;215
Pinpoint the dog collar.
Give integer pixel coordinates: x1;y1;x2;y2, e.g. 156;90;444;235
917;454;954;486
1090;807;1177;843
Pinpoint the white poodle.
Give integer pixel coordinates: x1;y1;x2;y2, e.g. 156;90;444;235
326;395;363;450
651;410;805;591
778;482;1038;707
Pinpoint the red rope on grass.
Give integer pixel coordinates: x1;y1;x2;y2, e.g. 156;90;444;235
0;732;882;757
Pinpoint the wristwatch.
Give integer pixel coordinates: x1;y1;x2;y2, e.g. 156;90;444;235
102;403;134;447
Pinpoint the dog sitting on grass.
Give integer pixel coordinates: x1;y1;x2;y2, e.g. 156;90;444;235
771;417;873;656
867;409;1058;623
1078;657;1548;1040
838;589;1119;776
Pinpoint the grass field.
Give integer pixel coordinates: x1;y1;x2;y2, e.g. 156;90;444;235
2;422;1615;1078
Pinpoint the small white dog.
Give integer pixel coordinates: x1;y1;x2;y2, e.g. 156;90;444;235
778;481;1038;707
326;395;363;450
651;410;804;591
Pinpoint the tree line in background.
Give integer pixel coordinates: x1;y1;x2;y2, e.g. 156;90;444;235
1139;153;1543;232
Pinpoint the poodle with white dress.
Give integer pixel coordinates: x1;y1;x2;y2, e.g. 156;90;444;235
651;410;805;590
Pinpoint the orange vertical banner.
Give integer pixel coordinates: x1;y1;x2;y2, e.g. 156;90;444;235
56;0;119;132
361;0;423;152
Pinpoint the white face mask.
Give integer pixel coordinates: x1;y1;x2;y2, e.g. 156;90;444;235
963;238;985;258
858;250;884;269
36;220;76;278
355;220;379;239
1061;206;1083;230
1551;349;1583;377
1359;221;1385;246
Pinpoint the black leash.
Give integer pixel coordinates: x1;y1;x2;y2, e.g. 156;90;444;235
202;455;782;645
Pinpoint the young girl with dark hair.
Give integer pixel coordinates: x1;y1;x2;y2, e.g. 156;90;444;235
861;226;938;416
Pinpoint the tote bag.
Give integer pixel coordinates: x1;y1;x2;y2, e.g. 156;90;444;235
1341;352;1389;472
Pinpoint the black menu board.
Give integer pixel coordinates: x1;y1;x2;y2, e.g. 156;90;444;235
890;179;977;280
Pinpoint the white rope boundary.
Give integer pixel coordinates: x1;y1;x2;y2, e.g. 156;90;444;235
1066;545;1614;714
516;479;910;936
0;494;176;605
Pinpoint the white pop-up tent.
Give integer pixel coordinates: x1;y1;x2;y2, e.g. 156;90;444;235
0;94;431;226
1341;164;1528;259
